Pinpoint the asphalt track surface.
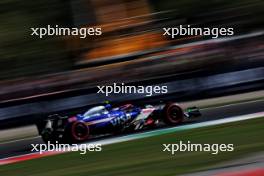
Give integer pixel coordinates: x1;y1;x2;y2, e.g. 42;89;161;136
0;99;263;160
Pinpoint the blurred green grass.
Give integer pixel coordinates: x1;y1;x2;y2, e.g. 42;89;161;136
1;117;264;176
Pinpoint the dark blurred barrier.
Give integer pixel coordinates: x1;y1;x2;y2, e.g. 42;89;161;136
0;67;263;129
0;31;263;104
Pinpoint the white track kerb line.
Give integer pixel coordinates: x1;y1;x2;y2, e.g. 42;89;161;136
96;112;264;146
1;111;264;165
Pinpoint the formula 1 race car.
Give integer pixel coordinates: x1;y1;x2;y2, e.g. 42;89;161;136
36;102;201;143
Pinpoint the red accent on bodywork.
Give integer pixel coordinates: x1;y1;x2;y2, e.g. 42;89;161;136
145;118;154;125
68;116;77;123
142;108;155;113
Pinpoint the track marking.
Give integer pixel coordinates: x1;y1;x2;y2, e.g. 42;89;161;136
0;111;263;166
94;111;264;145
0;136;40;145
201;99;264;110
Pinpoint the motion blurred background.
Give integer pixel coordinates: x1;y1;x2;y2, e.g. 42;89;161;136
0;0;263;125
1;0;263;78
0;1;264;175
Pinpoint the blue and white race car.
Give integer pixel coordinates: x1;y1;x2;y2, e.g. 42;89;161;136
37;102;201;143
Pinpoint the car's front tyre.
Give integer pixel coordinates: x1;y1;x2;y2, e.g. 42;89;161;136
163;103;184;125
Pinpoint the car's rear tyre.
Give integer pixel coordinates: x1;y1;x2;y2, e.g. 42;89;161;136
70;121;89;142
163;103;184;125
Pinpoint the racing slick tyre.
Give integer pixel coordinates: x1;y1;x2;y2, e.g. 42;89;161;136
69;121;89;143
163;103;184;125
